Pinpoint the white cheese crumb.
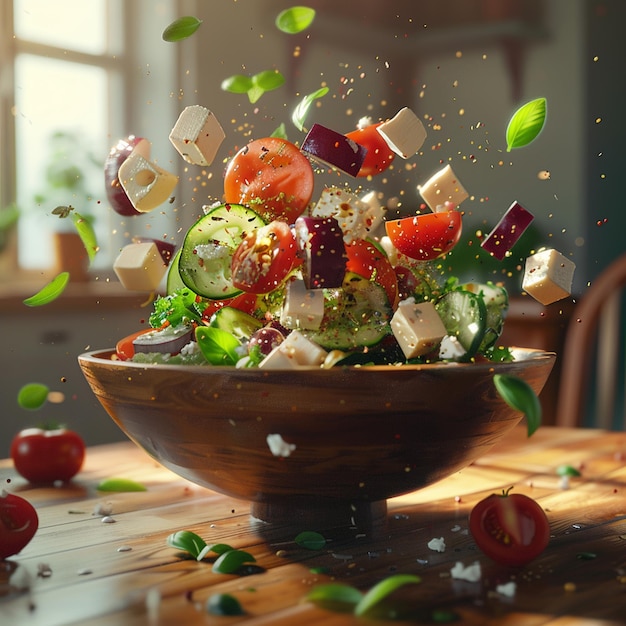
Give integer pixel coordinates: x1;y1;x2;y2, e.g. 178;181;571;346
93;501;114;516
9;564;32;590
427;537;446;553
450;561;482;582
266;433;296;457
495;581;517;597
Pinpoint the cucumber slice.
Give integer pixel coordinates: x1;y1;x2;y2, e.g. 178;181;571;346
303;273;392;350
461;282;509;352
178;204;265;299
435;289;487;358
209;306;263;342
166;249;186;295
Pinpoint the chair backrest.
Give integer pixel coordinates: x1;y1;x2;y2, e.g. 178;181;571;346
556;252;626;428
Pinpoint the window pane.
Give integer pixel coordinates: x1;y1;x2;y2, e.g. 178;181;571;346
15;54;109;270
14;0;107;55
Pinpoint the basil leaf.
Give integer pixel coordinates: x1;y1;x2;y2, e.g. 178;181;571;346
23;272;70;307
162;16;202;42
294;530;326;550
252;70;285;92
17;382;50;410
221;74;254;94
246;84;265;104
276;7;316;34
207;543;234;556
556;464;581;477
97;477;147;492
166;530;207;559
292;86;329;132
212;549;256;574
354;574;421;616
71;212;98;264
271;122;288;140
493;374;542;436
195;326;240;366
506;97;547;152
206;593;245;616
306;583;363;611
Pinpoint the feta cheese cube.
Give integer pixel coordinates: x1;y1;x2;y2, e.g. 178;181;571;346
377;107;427;159
359;189;387;235
312;186;373;243
169;105;225;166
113;242;167;292
522;248;576;305
118;153;178;213
418;164;468;211
266;434;296;457
259;330;327;369
391;299;447;359
280;279;325;330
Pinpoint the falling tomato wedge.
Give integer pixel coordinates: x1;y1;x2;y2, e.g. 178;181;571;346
346;121;395;178
385;210;462;261
223;137;314;224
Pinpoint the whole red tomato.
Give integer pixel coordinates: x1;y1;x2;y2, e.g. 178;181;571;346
469;488;550;567
11;428;85;484
0;490;39;560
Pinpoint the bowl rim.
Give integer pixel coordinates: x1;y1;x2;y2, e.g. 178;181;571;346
78;346;556;373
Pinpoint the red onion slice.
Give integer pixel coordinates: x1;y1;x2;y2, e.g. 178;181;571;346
301;123;367;177
480;201;534;260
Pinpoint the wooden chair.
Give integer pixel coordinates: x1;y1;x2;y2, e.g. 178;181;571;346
556;252;626;428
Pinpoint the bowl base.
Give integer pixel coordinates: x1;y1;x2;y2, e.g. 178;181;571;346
250;499;388;533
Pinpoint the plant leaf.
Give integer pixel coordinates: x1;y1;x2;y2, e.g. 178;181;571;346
206;593;245;616
493;374;542;436
212;549;256;574
162;16;202;42
252;70;285;92
271;122;288;140
221;74;254;94
17;382;50;410
292;86;329;132
195;326;240;365
71;212;98;264
354;574;421;616
506;97;547;152
306;583;363;611
556;464;581;477
166;530;207;559
97;477;147;492
294;530;326;550
23;272;70;307
276;7;316;34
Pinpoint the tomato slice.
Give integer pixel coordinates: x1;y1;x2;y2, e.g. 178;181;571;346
223;137;314;223
345;239;399;309
200;292;260;324
231;221;298;294
385;210;462;261
346;122;395;178
469;490;550;567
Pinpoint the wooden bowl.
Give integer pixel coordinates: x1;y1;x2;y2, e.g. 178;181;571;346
78;348;554;529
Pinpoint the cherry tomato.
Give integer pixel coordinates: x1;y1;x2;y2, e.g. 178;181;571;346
223;137;314;224
11;428;86;484
346;122;395;178
200;292;260;323
0;490;39;560
385;210;462;261
469;488;550;567
231;221;297;294
345;239;399;309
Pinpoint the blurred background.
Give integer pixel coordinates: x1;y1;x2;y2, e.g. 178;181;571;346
0;0;624;446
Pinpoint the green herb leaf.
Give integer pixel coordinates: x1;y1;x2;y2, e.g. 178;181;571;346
17;382;50;410
506;97;547;152
206;593;245;616
295;530;326;550
276;6;316;34
306;583;364;612
195;326;240;366
71;212;98;264
207;542;235;556
556;464;581;477
292;86;329;132
493;374;542;436
221;74;254;94
166;530;208;559
162;16;202;42
97;477;147;492
212;549;256;574
23;272;70;307
271;122;288;140
354;574;421;616
576;551;597;560
252;70;285;92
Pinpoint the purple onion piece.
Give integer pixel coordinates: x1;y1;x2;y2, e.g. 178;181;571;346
301;123;367;177
132;326;194;355
480;201;534;260
104;136;146;216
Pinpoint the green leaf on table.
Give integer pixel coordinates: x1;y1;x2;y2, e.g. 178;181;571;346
275;6;316;34
292;86;329;132
71;212;98;264
306;583;364;612
556;464;581;477
506;97;547;152
212;549;256;574
23;272;70;307
17;382;50;410
294;530;326;550
195;326;240;366
206;593;245;616
97;477;147;493
162;16;202;42
166;530;207;559
494;374;542;436
354;574;421;616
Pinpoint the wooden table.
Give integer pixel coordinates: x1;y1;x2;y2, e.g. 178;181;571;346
2;426;626;625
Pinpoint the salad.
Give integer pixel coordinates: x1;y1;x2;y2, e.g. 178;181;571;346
110;109;520;370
